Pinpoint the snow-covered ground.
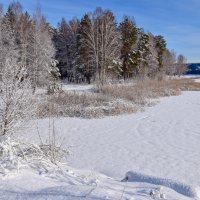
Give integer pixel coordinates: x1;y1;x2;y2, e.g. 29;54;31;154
61;83;95;92
1;166;194;200
1;80;200;199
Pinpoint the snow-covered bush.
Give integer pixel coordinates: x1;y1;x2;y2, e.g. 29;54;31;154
37;118;69;164
47;59;62;94
0;135;69;175
0;137;20;175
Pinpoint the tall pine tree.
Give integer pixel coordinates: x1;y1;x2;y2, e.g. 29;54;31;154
119;16;138;79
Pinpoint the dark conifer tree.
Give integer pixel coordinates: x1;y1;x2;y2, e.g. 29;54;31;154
119;16;138;79
155;35;167;70
78;14;94;83
136;32;151;77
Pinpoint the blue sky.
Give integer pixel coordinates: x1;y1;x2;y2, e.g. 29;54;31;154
1;0;200;63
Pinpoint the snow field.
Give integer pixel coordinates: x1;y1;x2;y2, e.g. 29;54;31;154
1;77;200;200
17;90;200;199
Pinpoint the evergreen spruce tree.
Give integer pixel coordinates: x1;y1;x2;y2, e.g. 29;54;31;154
55;18;80;81
146;33;159;78
67;18;80;83
4;2;21;30
155;35;167;71
18;11;32;70
0;10;19;74
119;16;138;79
78;14;94;84
47;59;61;94
136;32;151;77
54;18;69;78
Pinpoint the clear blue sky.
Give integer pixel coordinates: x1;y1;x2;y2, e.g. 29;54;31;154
1;0;200;63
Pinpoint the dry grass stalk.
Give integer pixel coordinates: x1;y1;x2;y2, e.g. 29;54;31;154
37;78;200;118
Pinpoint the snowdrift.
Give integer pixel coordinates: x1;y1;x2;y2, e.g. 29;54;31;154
124;171;200;198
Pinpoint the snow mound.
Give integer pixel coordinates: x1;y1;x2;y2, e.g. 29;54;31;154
124;171;198;198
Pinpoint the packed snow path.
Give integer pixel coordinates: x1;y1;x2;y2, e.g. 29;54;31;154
23;91;200;198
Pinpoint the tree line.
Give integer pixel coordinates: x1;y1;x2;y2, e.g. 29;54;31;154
55;8;187;86
0;2;187;90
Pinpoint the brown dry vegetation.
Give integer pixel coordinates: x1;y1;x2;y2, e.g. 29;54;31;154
37;92;136;118
168;78;200;91
37;78;200;118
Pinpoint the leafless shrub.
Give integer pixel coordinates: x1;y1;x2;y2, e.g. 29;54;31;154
36;118;69;164
0;136;69;176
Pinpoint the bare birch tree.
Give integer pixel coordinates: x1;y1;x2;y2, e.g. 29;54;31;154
163;49;176;76
0;59;34;138
29;7;56;91
0;17;35;138
99;10;121;85
79;8;120;87
176;54;187;76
